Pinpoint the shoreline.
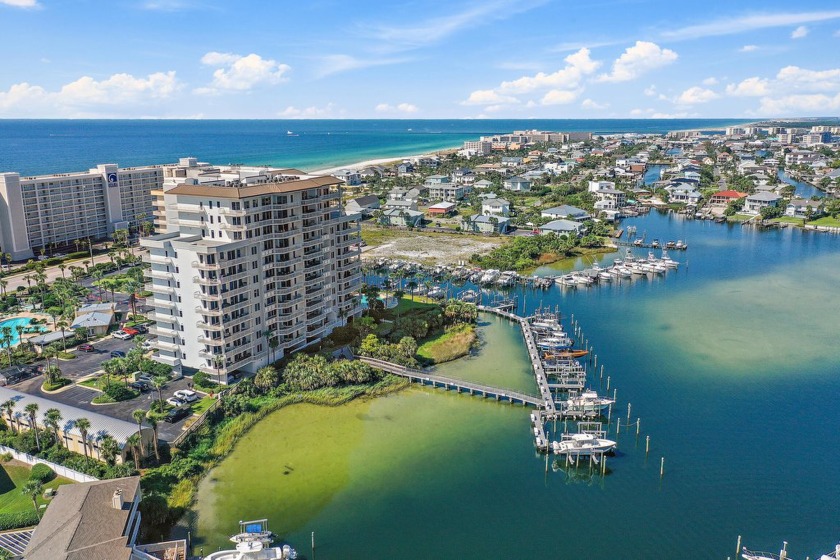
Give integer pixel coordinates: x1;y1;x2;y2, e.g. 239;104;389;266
308;146;461;175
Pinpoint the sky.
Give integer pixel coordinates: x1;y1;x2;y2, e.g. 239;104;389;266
1;0;840;119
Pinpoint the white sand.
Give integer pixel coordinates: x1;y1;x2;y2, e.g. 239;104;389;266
308;147;460;175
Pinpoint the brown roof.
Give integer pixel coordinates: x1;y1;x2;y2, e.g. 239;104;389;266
25;477;140;560
167;175;340;199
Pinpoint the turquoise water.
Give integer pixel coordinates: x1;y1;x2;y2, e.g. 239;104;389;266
0;317;39;346
192;211;840;559
778;169;823;199
0;119;752;176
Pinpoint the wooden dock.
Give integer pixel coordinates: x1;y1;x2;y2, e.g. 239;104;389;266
356;356;542;406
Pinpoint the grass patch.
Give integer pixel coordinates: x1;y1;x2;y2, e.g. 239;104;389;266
57;352;75;360
92;394;116;404
808;215;840;227
386;296;438;318
727;213;754;223
41;378;70;392
189;397;215;416
0;463;72;516
769;216;805;225
416;324;477;364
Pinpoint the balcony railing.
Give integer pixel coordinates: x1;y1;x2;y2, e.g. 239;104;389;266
195;305;222;316
218;207;246;217
191;260;220;271
146;283;176;295
196;321;223;331
197;335;224;346
194;291;221;302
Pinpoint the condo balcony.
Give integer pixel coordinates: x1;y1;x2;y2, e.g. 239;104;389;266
145;283;176;295
144;268;176;280
196;320;223;331
154;339;180;351
143;254;173;265
193;275;220;286
191;260;221;271
194;291;222;302
197;335;224;346
149;325;179;337
218;207;247;217
219;222;246;232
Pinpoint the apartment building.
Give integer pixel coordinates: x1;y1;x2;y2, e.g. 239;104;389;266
140;172;362;381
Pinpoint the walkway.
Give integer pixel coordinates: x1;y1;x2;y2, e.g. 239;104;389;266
356;356;541;406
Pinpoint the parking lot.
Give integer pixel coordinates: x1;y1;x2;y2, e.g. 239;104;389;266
9;333;205;442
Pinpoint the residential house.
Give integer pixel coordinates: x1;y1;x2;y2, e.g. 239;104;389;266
462;214;510;234
358;165;385;179
333;169;361;186
426;179;466;202
503;176;532;192
541;205;591;221
708;190;747;206
667;186;702;205
71;302;115;336
381;208;424;227
396;162;415;175
501;156;523;167
427;202;457;217
785;198;824;218
593;188;627;210
382;199;418;212
474;179;494;189
743;192;782;214
452;167;476;185
345;195;381;216
481;198;511;217
539;219;584;236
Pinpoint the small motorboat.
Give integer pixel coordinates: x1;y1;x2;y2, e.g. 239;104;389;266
551;433;616;457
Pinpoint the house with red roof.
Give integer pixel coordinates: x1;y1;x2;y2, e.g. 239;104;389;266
708;190;748;206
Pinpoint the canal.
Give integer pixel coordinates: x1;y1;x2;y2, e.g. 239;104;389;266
190;211;840;559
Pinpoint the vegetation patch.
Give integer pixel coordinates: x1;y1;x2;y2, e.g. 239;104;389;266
416;324;477;364
41;378;71;392
808;215;840;227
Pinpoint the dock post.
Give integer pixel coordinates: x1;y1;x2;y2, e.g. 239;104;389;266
312;531;315;560
600;365;604;381
613;388;617;402
636;418;640;435
736;535;741;557
645;435;650;454
601;453;606;476
593;354;597;368
607;404;612;424
627;403;631;422
616;418;621;434
660;457;665;478
606;376;611;391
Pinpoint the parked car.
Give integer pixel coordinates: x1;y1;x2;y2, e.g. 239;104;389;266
128;381;150;392
136;373;154;383
77;343;95;352
134;325;148;334
140;340;153;350
166;396;186;407
174;389;198;403
112;331;133;340
121;327;140;336
110;350;126;359
163;407;190;423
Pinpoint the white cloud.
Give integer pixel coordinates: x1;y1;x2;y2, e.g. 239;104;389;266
776;65;840;91
541;89;582;105
740;45;759;52
375;102;419;114
0;0;39;8
315;54;408;78
630;108;646;116
834;29;840;37
661;10;840;40
643;85;658;96
702;77;719;86
366;0;547;50
461;89;520;106
759;93;840;115
597;41;678;82
725;77;771;96
279;103;337;118
0;72;181;117
462;47;599;110
198;52;290;92
676;86;720;104
581;98;609;110
650;111;697;118
791;25;809;39
142;0;200;11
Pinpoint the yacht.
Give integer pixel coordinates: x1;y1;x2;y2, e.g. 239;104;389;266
559;390;615;415
205;520;297;560
551;433;617;457
659;250;679;268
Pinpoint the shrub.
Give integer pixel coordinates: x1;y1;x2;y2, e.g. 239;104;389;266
0;452;12;463
29;463;55;483
67;251;89;260
103;384;139;402
42;378;71;392
92;394;116;404
0;510;41;531
57;352;75;360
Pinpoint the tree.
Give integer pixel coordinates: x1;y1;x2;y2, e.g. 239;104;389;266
146;415;160;463
21;480;43;519
44;408;62;448
2;399;16;434
100;434;120;466
212;355;226;385
132;409;146;446
0;279;7;298
254;366;279;392
152;375;168;410
74;417;91;459
58;264;66;279
56;320;69;352
24;402;41;451
125;433;142;468
125;279;141;318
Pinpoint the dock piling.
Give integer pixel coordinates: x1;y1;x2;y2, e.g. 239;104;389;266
645;435;650;454
736;535;741;556
627;403;632;422
660;457;665;478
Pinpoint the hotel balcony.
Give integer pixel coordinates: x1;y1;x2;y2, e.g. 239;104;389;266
195;305;222;316
143;254;173;265
167;203;203;213
154;339;180;352
152;353;181;368
197;335;224;346
193;275;220;286
197;320;223;332
218;207;247;217
220;222;246;232
191;260;221;271
146;283;176;295
151;300;177;310
194;291;222;302
144;268;175;281
149;325;179;337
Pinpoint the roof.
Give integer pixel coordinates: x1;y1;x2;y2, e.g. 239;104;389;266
506;176;530;183
166;175;339;199
428;202;456;210
25;477;140;560
71;312;113;329
542;205;589;217
347;195;379;207
383;209;423;218
747;191;782;201
712;190;747;199
469;215;510;224
28;331;72;346
0;387;143;446
76;303;114;314
540;219;582;232
482;198;509;207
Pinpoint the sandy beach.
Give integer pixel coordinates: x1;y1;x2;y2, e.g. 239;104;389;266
308;146;461;175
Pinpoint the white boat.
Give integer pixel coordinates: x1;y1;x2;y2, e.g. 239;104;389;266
551;433;617;457
427;287;445;299
555;274;577;287
660;250;678;268
206;520;297;560
559;390;615;415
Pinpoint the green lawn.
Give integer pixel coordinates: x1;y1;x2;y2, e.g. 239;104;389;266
727;214;754;223
808;216;840;227
190;396;216;416
0;463;72;516
416;324;477;364
387;296;438;317
769;216;805;225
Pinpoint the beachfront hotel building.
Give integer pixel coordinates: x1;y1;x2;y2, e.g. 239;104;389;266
140;169;363;381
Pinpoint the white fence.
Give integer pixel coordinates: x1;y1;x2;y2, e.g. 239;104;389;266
0;444;99;483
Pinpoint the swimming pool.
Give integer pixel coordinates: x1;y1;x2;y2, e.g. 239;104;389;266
0;317;45;346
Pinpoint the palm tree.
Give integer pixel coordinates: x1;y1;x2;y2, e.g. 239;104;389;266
125;433;141;468
74;418;91;459
91;270;105;301
21;480;43;519
2;400;16;434
132;409;146;441
3;253;11;272
152;376;168;410
44;408;62;447
1;327;12;367
24;403;40;451
407;280;418;300
146;415;160;463
125;279;141;318
268;337;279;364
58;264;66;279
212;354;226;385
100;434;119;466
56;320;69;352
0;279;7;298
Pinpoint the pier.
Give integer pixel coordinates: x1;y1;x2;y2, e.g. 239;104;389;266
356;356;542;406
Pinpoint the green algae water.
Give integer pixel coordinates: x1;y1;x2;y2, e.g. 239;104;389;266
191;212;840;559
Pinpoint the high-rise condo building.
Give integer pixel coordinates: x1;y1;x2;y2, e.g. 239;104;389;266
140;169;362;381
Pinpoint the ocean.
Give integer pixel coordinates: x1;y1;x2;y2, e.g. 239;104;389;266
0;118;752;176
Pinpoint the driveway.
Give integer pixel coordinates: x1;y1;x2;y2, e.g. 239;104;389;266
58;336;142;378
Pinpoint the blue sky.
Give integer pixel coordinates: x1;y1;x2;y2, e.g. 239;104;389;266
1;0;840;118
